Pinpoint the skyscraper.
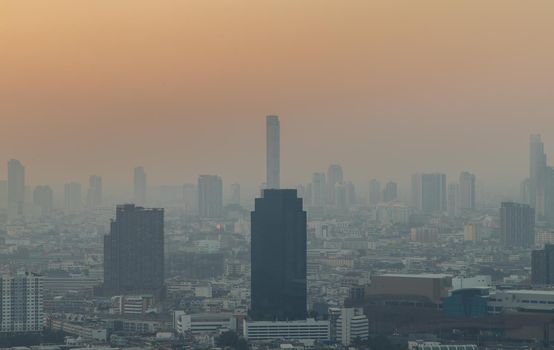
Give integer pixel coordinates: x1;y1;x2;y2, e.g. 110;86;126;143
103;204;164;296
531;244;554;286
327;164;343;205
198;175;223;218
382;181;398;203
64;182;82;211
530;134;547;215
230;183;241;205
500;202;535;248
266;115;280;189
134;166;147;205
369;179;381;207
251;189;307;321
311;172;326;207
459;172;476;211
412;173;447;213
7;159;25;218
33;185;53;215
87;175;103;208
182;183;197;215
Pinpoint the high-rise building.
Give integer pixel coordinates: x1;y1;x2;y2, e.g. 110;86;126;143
369;179;381;207
459;172;476;211
327;164;343;205
7;159;25;218
530;134;547;216
0;180;7;210
382;181;398;203
311;172;326;207
531;244;554;285
500;202;535;248
198;175;223;218
134;166;147;205
266;115;280;189
33;185;53;215
335;182;348;214
520;178;531;205
447;183;460;217
103;204;164;295
230;183;241;205
412;173;447;213
0;272;43;334
64;182;82;211
251;189;307;321
87;175;103;208
337;308;369;346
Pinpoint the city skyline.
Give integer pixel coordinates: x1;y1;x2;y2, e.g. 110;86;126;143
2;1;554;190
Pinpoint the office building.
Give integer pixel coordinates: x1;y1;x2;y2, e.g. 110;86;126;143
336;308;369;346
198;175;223;218
7;159;25;218
64;182;82;211
327;164;343;205
133;166;147;205
531;244;554;285
459;172;476;211
33;185;53;215
182;183;197;215
311;172;326;207
230;183;240;205
382;181;397;203
411;173;447;213
103;204;164;296
251;189;307;321
368;179;381;207
0;272;44;333
243;319;330;342
87;175;103;208
266;115;280;189
500;202;535;248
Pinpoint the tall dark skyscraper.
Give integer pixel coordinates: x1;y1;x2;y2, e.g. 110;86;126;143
266;115;280;189
87;175;103;208
250;189;307;321
134;166;147;205
198;175;223;218
103;204;164;296
500;202;535;248
531;244;554;285
7;159;25;218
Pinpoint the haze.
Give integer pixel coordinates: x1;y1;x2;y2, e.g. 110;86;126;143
1;0;554;192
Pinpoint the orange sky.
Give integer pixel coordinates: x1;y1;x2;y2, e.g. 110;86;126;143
1;0;554;193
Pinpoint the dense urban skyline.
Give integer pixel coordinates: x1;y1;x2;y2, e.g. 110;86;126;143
2;1;554;190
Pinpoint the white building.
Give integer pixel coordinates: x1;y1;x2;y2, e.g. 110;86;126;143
451;275;491;290
243;319;330;342
173;311;236;334
336;308;369;346
0;272;44;333
488;289;554;314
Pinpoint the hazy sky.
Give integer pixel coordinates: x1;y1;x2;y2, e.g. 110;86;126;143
1;0;554;192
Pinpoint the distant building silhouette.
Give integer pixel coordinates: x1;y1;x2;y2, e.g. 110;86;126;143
87;175;103;208
368;179;381;207
230;183;241;205
327;164;343;205
266;115;280;189
411;173;446;213
103;204;164;296
382;181;398;203
251;189;307;321
459;171;476;211
33;185;53;215
500;202;535;248
7;159;25;218
64;182;82;211
134;166;147;205
198;175;223;218
311;172;326;207
447;183;460;217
